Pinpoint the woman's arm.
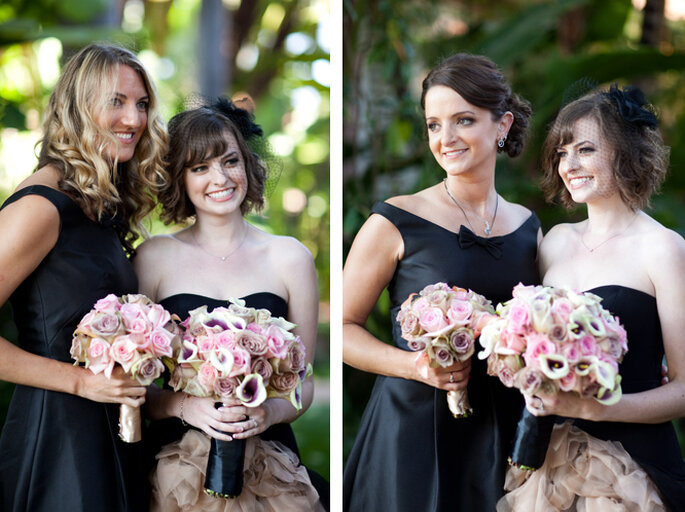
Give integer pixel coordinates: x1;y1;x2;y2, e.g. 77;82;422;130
532;228;685;423
231;237;319;439
0;194;145;406
343;213;469;391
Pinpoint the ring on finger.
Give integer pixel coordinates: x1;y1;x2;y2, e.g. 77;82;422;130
449;372;455;384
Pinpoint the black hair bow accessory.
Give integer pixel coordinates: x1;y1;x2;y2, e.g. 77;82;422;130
210;97;264;141
605;84;658;129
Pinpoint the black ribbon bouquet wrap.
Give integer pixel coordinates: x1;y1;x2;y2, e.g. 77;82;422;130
508;409;556;470
204;436;246;498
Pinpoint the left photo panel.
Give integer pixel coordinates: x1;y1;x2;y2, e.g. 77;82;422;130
0;1;331;511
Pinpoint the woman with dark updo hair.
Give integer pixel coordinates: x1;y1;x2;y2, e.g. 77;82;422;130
134;98;327;511
342;53;541;511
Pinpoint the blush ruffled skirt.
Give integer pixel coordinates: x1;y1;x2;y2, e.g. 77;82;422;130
150;429;324;512
497;422;665;512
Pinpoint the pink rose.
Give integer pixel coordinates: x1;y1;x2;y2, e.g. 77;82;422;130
399;310;422;340
507;302;530;335
215;330;236;349
446;299;473;327
120;303;149;334
131;353;163;385
270;371;300;392
559;369;578;392
523;333;555;367
147;327;174;357
197;361;218;388
515;366;544;396
213;376;240;400
265;325;289;359
111;336;140;372
500;329;527;355
411;296;431;312
246;322;265;335
146;304;171;330
251;356;273;384
87;338;114;377
427;341;454;367
229;347;252;377
91;312;124;339
578;335;598;356
419;307;448;334
94;294;121;314
551;297;574;324
236;330;268;356
197;334;216;354
448;328;475;358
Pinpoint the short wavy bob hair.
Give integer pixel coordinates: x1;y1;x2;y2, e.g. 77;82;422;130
541;88;668;210
37;43;168;253
158;104;267;224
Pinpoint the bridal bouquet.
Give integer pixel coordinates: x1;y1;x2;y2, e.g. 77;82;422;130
71;293;181;442
167;298;311;499
478;283;628;469
397;282;495;418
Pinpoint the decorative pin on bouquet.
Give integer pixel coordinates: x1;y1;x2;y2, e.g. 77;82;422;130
71;294;182;442
478;283;628;470
397;282;495;418
167;298;311;499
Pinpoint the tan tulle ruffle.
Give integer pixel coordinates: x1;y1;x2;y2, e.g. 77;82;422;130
497;422;666;512
150;429;324;512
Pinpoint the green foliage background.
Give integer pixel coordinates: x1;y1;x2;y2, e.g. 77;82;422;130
343;0;685;463
0;0;329;480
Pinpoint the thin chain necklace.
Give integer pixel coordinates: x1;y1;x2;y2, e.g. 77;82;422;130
443;178;498;236
190;224;248;262
581;213;639;253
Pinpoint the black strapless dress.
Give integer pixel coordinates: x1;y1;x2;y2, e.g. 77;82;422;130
573;286;685;511
498;285;685;512
147;292;329;511
343;201;540;512
0;185;147;512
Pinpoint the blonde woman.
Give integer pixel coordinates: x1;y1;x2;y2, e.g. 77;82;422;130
0;43;167;512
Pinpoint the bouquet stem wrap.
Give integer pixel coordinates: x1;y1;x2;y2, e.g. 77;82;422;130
204;437;246;499
447;389;472;418
508;409;555;470
119;403;142;443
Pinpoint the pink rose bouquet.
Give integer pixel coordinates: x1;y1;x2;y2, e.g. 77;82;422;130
478;283;628;469
167;297;311;499
396;282;495;418
71;293;181;442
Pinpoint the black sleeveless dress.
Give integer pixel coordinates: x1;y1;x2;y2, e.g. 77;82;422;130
573;286;685;511
146;292;329;510
0;185;147;512
343;201;540;512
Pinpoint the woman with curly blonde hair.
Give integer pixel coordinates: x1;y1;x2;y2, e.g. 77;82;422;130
0;43;168;512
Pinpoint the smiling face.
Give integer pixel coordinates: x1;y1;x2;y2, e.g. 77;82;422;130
95;64;149;163
556;116;617;204
183;130;248;218
424;85;506;178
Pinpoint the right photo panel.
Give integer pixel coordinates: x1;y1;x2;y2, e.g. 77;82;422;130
341;1;685;511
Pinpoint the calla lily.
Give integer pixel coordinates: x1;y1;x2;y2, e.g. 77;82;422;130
236;373;267;407
209;347;234;374
596;376;623;405
574;358;595;376
179;339;202;364
592;359;618;390
538;353;570;380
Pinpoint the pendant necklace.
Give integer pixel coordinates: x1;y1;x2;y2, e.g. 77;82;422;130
190;224;248;261
580;213;639;253
443;178;498;236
